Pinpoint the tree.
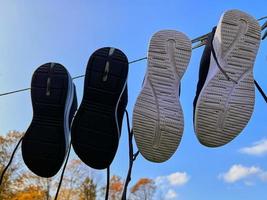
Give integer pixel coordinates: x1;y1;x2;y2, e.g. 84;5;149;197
57;159;98;200
56;188;79;200
79;177;97;200
0;131;106;200
0;131;52;200
0;131;25;199
129;178;156;200
109;175;124;200
19;173;53;200
101;175;124;200
10;185;47;200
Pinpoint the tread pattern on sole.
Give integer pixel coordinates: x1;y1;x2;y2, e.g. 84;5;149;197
133;30;192;163
22;63;72;178
195;10;261;147
71;47;128;169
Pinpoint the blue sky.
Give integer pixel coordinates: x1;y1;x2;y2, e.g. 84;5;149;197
0;1;267;199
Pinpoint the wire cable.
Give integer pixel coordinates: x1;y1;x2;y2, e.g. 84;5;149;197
0;57;147;97
128;57;147;64
1;15;267;98
0;88;30;97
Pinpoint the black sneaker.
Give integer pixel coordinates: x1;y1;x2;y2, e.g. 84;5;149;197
193;10;261;147
71;47;128;169
22;63;77;178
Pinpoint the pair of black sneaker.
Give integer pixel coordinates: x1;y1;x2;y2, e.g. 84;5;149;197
21;47;129;178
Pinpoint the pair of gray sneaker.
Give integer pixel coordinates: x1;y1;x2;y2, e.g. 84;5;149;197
132;9;262;163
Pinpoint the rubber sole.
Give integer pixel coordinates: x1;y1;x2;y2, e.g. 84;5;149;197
132;30;192;163
71;47;128;169
22;63;74;178
194;10;261;147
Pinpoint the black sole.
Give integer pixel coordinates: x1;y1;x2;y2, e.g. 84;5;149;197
71;47;128;169
22;63;72;178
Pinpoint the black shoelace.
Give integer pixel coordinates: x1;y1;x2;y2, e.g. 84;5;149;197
254;80;267;103
211;41;267;103
262;21;267;40
121;110;139;200
54;143;72;200
105;166;110;200
210;42;238;84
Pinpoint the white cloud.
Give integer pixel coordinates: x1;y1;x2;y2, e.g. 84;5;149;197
219;165;260;183
219;164;267;184
259;171;267;181
155;176;165;186
167;172;190;186
155;172;190;187
240;139;267;156
165;189;178;199
155;172;189;199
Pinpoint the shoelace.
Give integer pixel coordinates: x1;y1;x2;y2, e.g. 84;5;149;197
254;80;267;103
105;167;110;200
210;42;238;84
262;21;267;40
211;41;267;103
54;143;72;200
121;110;139;200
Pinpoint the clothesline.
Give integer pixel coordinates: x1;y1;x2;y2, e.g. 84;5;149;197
0;57;149;97
0;16;266;98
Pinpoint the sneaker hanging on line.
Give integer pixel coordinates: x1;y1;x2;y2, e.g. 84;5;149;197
193;9;261;147
22;63;77;178
132;30;192;162
71;47;128;169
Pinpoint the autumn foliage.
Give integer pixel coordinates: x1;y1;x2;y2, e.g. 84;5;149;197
130;178;156;200
108;175;124;200
0;131;157;200
10;186;47;200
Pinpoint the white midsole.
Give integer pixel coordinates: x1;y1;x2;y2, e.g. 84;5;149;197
115;73;128;139
63;71;74;153
194;11;228;125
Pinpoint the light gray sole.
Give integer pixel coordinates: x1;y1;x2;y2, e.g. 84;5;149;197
133;30;192;162
195;10;261;147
